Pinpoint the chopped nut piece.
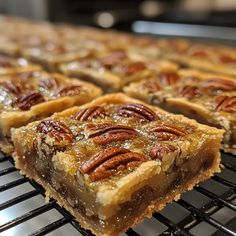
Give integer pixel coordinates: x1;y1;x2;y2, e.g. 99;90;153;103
150;142;179;161
37;120;74;143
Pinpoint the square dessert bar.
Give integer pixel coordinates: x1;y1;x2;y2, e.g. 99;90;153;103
161;41;236;77
0;71;102;154
124;69;236;154
20;38;108;72
132;38;236;77
0;55;41;76
12;94;223;236
60;49;178;92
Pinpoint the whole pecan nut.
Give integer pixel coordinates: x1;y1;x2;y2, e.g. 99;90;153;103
118;103;159;121
74;106;107;121
14;91;45;110
215;95;236;113
80;147;146;181
57;85;81;97
150;124;188;140
178;85;202;99
88;123;138;145
37;120;74;143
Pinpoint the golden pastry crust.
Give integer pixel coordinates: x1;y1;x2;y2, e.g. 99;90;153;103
12;93;223;236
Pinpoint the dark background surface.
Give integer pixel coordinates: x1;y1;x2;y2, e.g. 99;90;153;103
1;0;236;30
47;0;236;30
1;0;235;45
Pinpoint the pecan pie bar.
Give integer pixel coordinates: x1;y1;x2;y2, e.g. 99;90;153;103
0;71;101;154
12;94;222;236
0;55;41;76
136;38;236;77
60;49;178;92
124;69;236;154
21;38;107;72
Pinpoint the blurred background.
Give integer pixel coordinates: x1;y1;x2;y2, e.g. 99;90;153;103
0;0;236;42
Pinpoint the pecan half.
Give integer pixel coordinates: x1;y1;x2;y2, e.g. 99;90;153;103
141;80;160;93
215;96;236;113
118;103;159;121
80;147;146;181
178;85;202;99
1;80;26;95
14;91;45;110
37;120;74;143
159;72;180;85
74;106;107;121
124;62;147;75
219;55;236;64
57;85;81;96
150;124;188;140
150;143;178;161
101;50;127;68
88;123;138;145
187;49;208;57
0;57;13;68
39;76;58;89
200;78;236;91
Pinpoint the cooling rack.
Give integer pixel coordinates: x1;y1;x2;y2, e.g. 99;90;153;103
0;151;235;236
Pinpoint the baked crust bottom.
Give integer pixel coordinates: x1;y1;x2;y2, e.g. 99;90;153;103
13;146;221;236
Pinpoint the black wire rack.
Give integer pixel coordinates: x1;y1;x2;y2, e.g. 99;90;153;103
0;151;235;236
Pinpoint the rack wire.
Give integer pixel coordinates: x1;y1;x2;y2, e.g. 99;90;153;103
0;151;235;236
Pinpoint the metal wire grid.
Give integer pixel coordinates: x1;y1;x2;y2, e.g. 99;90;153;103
0;152;235;236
